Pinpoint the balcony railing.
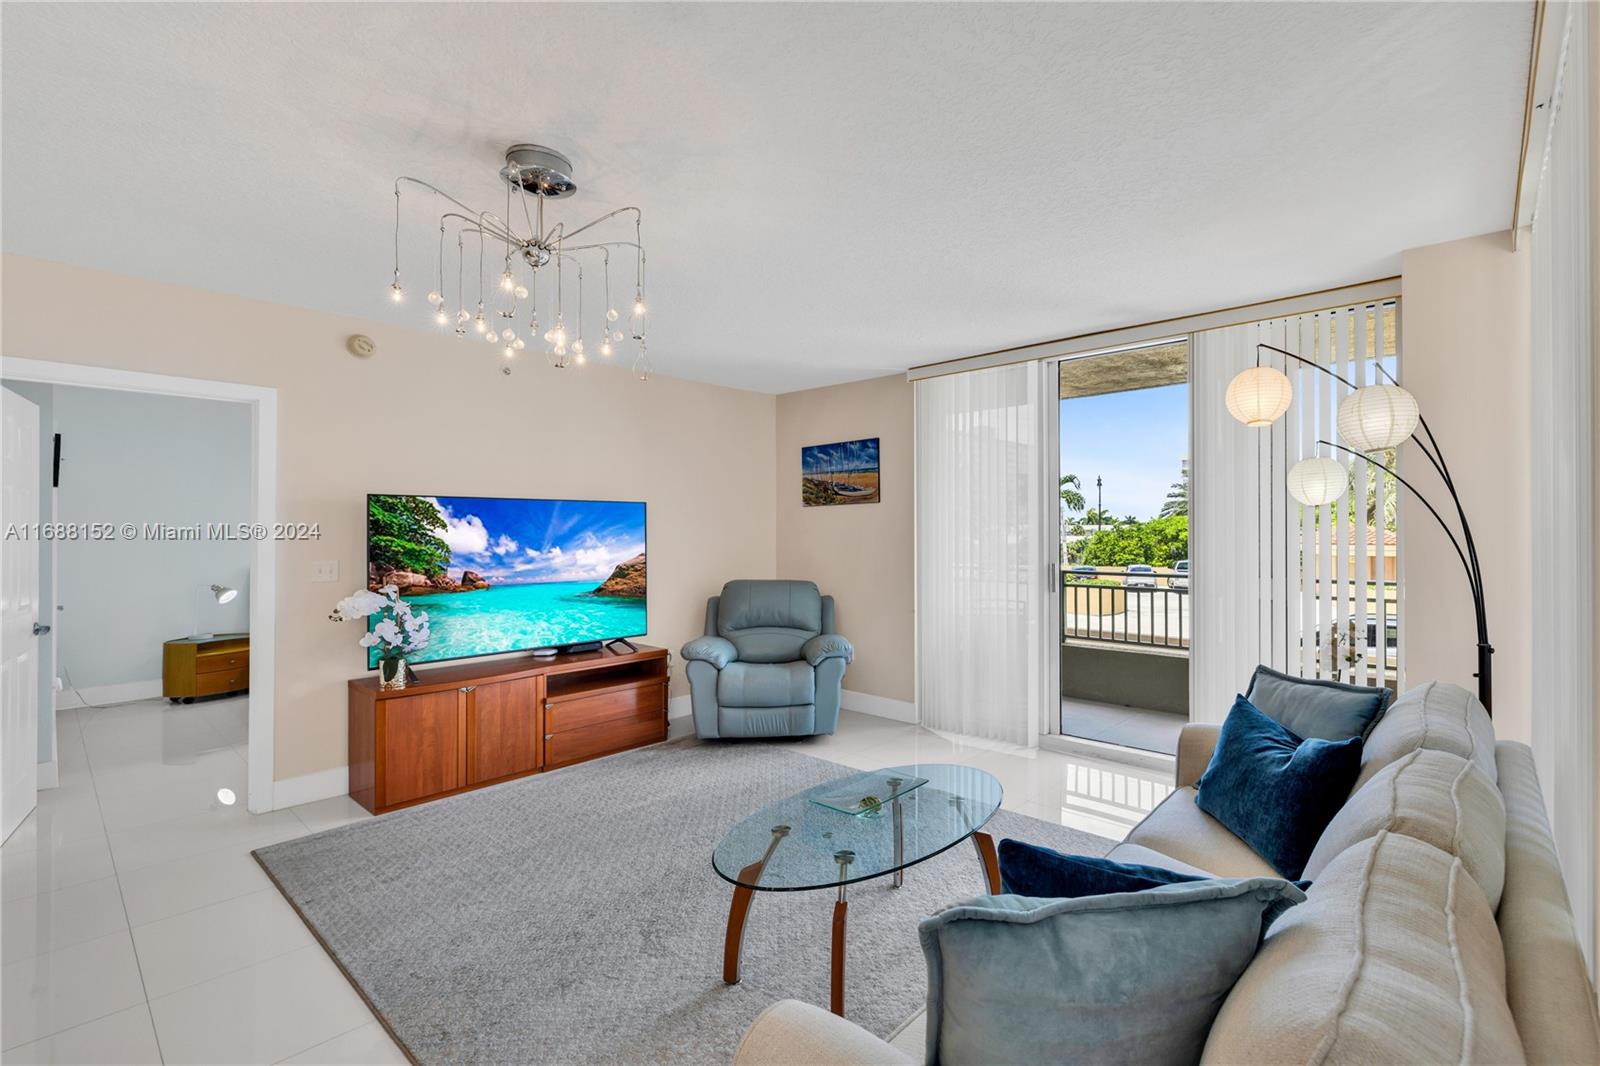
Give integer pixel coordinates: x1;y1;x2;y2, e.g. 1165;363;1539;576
1061;569;1189;649
1061;570;1400;680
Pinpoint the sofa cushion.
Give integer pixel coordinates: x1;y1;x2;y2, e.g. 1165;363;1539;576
1195;697;1363;879
1495;741;1600;1064
1356;681;1496;791
1244;664;1391;742
718;661;816;708
1124;788;1279;879
1303;748;1506;909
997;841;1210;898
921;879;1305;1066
1201;832;1525;1065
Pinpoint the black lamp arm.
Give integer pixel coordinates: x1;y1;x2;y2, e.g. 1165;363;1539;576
1315;439;1474;600
1258;343;1486;614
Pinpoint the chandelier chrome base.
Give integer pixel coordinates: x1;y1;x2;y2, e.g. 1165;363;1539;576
500;144;577;199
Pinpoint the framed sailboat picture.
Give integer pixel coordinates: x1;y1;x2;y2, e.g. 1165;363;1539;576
801;437;880;506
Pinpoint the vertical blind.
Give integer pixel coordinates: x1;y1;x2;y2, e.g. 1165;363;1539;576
1529;0;1594;967
1191;305;1401;723
915;362;1048;747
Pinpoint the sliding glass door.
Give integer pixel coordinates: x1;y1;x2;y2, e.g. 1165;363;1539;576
1048;341;1191;756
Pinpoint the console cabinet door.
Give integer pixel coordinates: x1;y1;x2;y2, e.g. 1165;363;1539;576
468;677;542;784
381;689;463;807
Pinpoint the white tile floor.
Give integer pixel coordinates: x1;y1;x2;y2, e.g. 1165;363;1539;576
1;701;1174;1064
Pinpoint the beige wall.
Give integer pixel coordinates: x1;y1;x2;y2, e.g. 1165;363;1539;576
1399;231;1532;742
775;375;915;705
0;254;777;782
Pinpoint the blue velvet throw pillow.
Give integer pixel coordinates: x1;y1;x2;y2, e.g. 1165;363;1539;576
1244;663;1391;742
998;841;1206;897
920;879;1306;1066
1196;696;1362;879
998;840;1313;898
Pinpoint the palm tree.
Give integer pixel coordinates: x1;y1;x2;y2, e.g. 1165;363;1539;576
1059;473;1086;514
1082;508;1116;528
1160;478;1188;518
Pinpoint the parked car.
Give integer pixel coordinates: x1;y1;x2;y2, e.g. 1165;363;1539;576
1171;559;1189;588
1124;564;1156;588
1067;565;1098;583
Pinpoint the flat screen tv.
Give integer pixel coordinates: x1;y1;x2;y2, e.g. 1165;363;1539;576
365;494;646;667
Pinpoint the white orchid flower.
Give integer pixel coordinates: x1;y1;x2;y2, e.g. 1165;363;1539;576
359;632;380;648
371;618;403;647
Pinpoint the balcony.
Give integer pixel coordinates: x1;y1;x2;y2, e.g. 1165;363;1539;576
1058;569;1398;755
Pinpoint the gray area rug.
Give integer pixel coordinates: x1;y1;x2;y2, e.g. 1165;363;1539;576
255;739;1112;1065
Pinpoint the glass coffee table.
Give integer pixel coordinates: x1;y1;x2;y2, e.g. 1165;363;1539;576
713;763;1003;1016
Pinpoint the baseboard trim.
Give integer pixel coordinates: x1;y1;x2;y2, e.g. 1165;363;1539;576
62;679;163;707
272;765;349;810
841;689;918;724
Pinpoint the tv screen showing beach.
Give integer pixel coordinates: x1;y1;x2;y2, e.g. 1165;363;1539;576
365;494;646;667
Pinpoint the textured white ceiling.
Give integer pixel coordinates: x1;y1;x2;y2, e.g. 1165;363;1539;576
1;2;1530;393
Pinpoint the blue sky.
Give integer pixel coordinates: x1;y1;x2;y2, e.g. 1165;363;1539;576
802;437;878;475
1060;383;1188;520
427;496;645;584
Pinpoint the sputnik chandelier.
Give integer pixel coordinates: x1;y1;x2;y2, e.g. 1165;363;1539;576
388;143;650;378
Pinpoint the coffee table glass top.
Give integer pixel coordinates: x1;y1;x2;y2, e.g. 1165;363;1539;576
712;764;1003;891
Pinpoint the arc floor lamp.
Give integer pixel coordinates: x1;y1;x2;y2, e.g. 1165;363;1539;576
1225;343;1493;714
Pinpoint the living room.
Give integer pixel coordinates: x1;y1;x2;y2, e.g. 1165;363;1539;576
1;2;1596;1064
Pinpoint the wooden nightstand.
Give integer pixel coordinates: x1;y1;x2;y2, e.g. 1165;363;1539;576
163;633;250;703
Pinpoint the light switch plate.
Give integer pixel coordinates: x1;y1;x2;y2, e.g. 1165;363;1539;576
311;560;339;583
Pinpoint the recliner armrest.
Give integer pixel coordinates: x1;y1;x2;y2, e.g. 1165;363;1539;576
803;633;853;667
1176;723;1222;789
681;635;737;670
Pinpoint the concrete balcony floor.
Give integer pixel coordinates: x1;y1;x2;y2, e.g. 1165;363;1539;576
1060;697;1186;756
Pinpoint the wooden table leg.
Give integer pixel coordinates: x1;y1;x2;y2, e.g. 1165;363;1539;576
972;830;1002;894
723;827;790;985
831;898;848;1016
723;871;759;985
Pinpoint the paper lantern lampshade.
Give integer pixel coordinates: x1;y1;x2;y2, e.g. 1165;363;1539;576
1287;457;1349;506
1337;384;1420;452
1225;366;1293;427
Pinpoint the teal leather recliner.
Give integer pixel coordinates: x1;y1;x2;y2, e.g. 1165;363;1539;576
681;580;853;738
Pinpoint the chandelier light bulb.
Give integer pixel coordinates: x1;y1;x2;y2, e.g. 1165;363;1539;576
457;309;470;324
389;282;405;303
503;344;515;358
576;351;587;365
554;342;568;357
1225;366;1293;427
606;308;619;323
486;330;499;344
474;314;487;334
426;290;442;305
573;338;585;355
499;271;516;292
502;328;516;343
632;297;646;318
513;337;526;351
433;306;449;326
612;330;626;342
514;285;529;300
600;339;614;357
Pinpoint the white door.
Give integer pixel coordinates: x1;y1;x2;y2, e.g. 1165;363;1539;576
2;388;40;841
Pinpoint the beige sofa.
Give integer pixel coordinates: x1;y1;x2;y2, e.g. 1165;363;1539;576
734;682;1600;1065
